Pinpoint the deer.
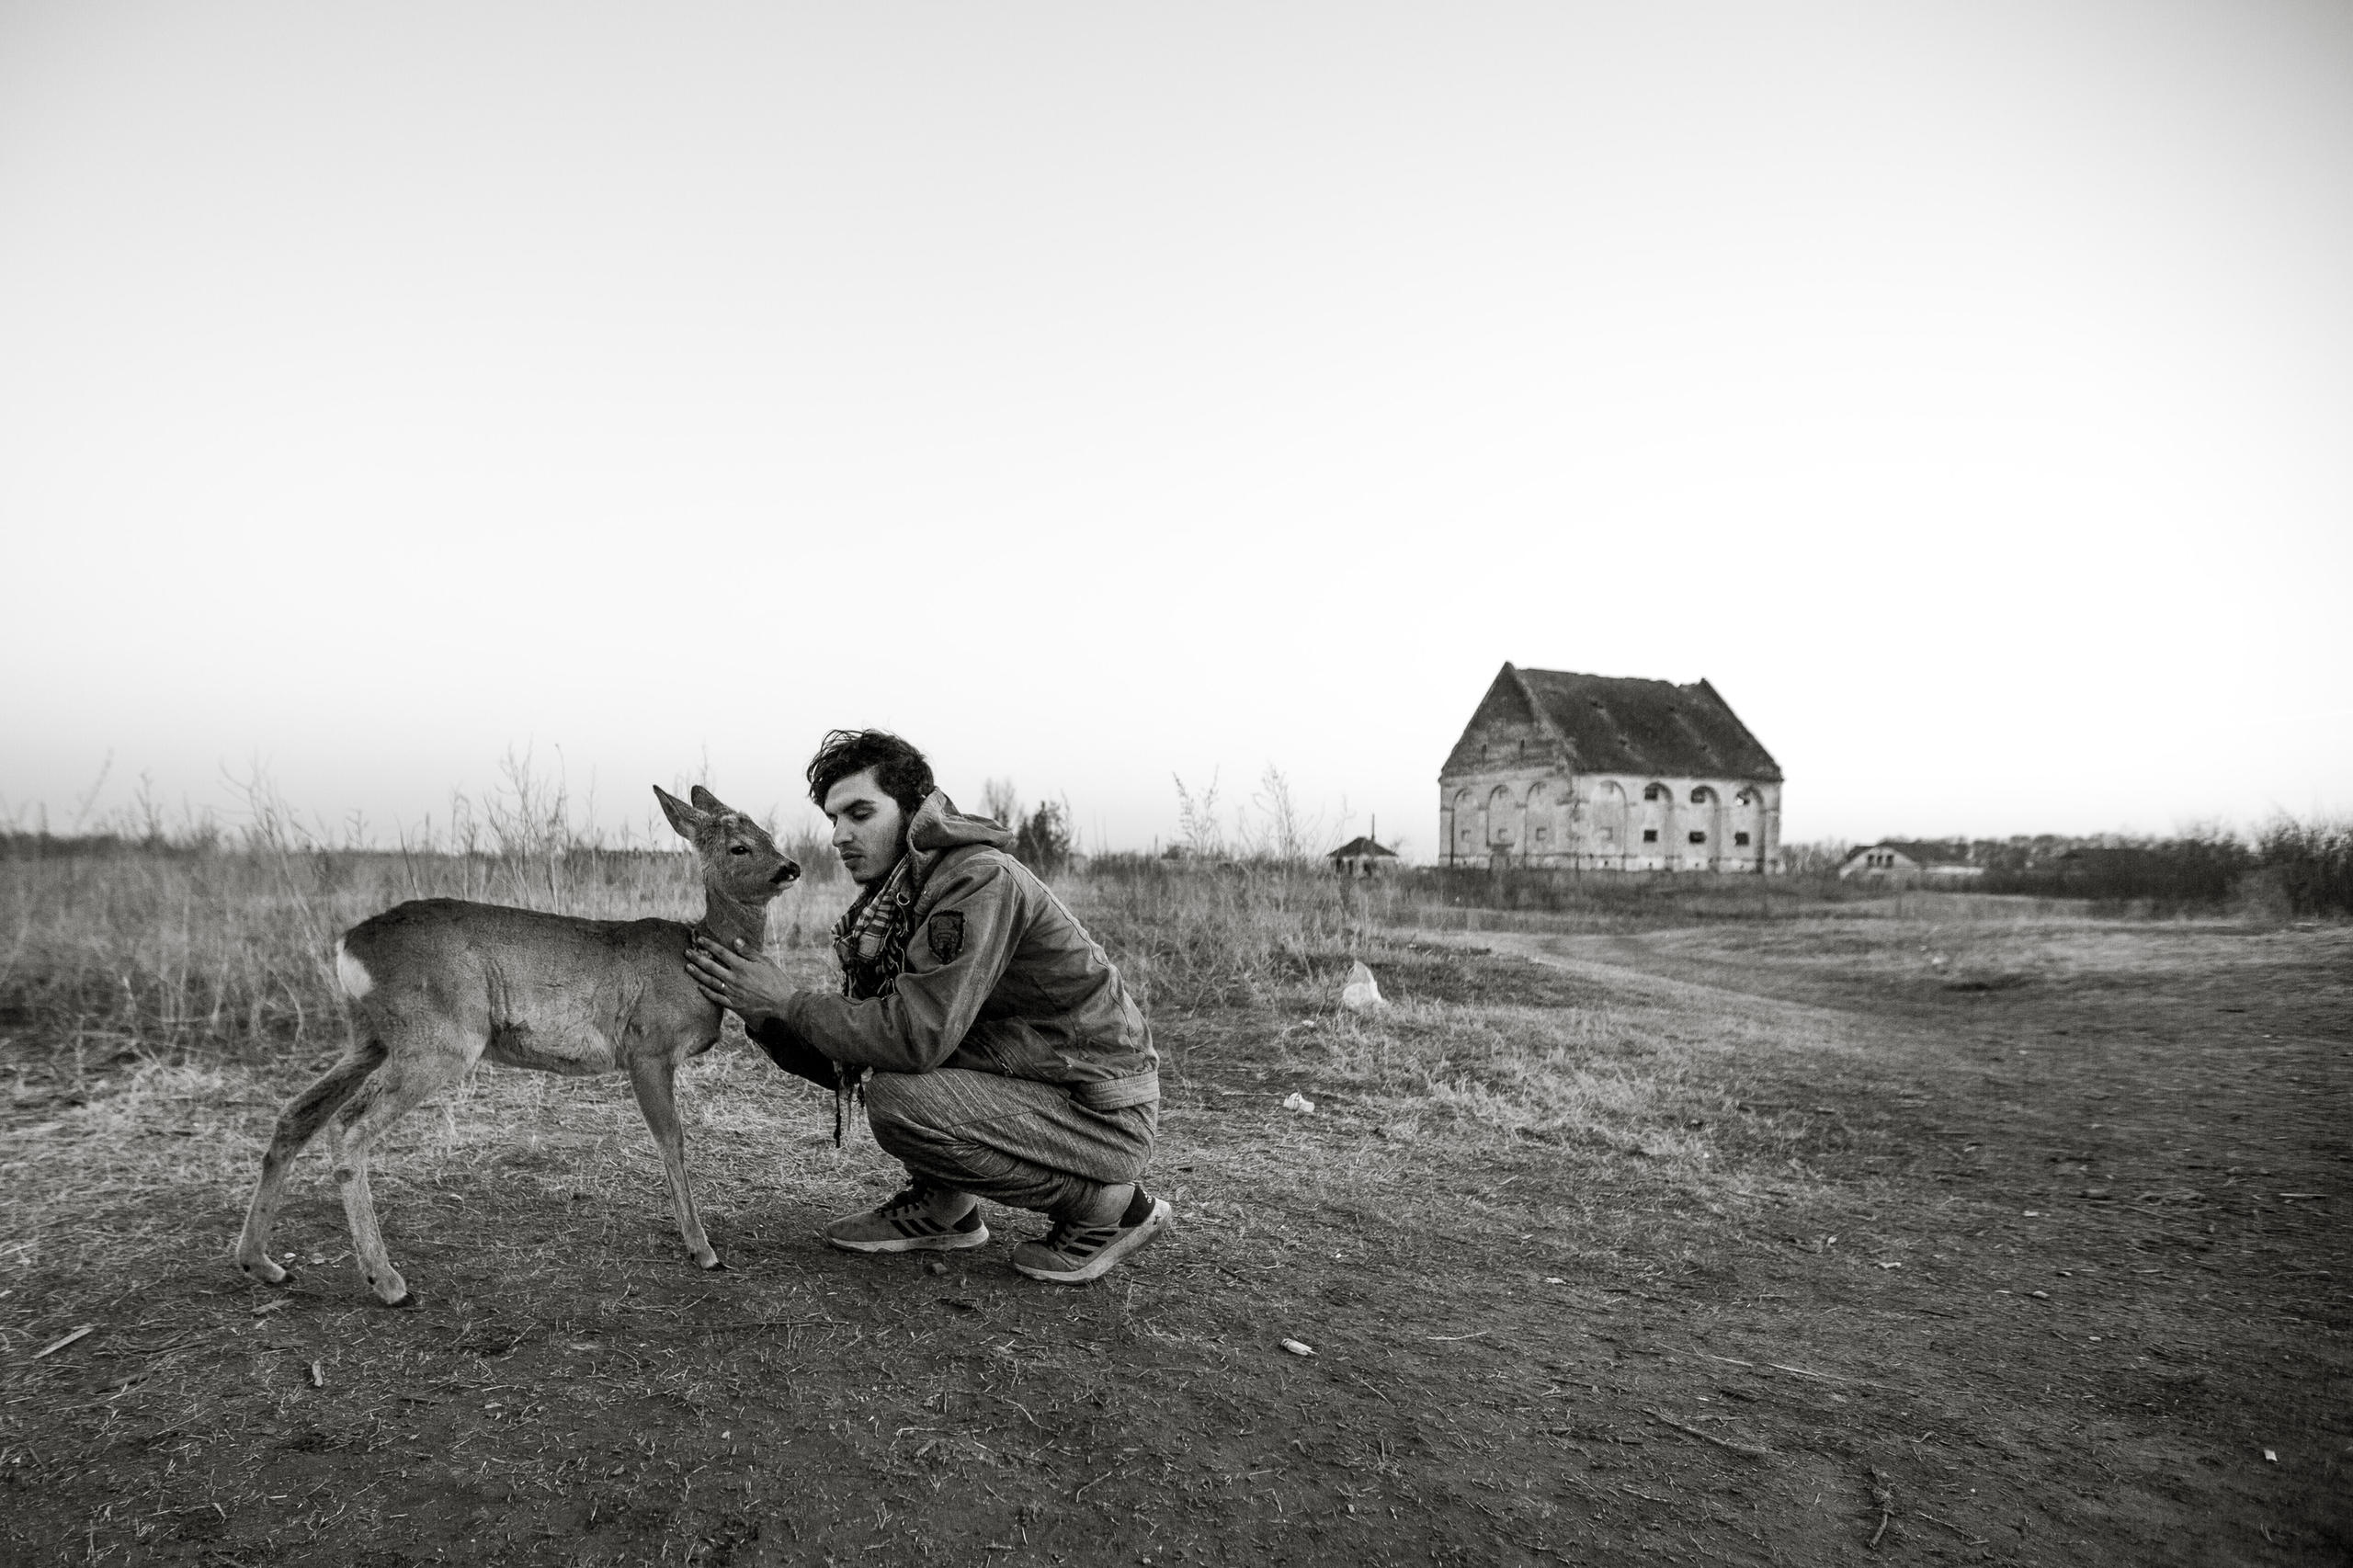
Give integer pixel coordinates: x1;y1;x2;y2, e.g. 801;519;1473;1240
233;785;800;1307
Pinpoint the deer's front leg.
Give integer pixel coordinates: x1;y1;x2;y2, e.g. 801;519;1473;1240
629;1056;720;1270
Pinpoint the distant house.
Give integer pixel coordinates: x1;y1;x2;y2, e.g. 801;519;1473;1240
1439;664;1783;872
1326;834;1398;878
1838;841;1984;882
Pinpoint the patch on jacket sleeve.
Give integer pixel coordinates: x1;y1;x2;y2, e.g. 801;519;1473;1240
926;911;965;963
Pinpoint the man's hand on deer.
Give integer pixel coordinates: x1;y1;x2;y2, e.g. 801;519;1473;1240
687;935;795;1026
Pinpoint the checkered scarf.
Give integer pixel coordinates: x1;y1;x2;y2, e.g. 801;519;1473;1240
823;850;920;1142
832;851;919;1000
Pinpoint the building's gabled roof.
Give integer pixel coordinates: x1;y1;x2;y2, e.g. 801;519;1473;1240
1441;665;1782;782
1326;835;1398;860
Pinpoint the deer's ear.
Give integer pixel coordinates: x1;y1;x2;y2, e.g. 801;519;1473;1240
654;786;709;839
688;785;725;812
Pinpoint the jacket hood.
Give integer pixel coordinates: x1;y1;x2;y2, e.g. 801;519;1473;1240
906;790;1017;858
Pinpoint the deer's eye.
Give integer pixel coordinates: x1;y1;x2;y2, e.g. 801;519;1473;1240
730;845;749;856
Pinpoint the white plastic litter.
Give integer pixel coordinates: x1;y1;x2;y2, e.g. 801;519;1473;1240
1281;1339;1316;1358
1340;960;1384;1013
1282;1091;1316;1114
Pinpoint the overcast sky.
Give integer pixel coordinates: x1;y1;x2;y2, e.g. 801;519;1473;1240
4;1;2347;856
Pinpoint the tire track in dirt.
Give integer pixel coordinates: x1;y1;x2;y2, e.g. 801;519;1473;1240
1435;928;1860;1024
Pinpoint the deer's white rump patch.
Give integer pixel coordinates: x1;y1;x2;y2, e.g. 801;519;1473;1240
335;941;375;1001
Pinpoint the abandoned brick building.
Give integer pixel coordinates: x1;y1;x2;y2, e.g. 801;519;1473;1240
1439;664;1783;872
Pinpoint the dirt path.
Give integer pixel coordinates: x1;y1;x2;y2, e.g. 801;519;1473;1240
1449;920;2353;1563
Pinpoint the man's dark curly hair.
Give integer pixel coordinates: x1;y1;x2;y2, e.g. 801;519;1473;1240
806;729;935;819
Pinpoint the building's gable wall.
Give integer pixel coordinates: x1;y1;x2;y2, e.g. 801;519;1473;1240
1440;670;1561;779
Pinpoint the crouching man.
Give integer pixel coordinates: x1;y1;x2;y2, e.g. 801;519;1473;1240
684;730;1171;1284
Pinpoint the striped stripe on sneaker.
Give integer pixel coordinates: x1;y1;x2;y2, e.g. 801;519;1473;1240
1012;1187;1172;1284
824;1184;991;1254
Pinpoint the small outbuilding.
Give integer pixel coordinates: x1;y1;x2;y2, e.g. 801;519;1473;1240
1327;834;1399;878
1838;841;1984;883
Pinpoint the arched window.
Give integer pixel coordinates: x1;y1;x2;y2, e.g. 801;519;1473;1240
1725;786;1765;863
1486;783;1517;844
1592;780;1628;849
1636;781;1672;854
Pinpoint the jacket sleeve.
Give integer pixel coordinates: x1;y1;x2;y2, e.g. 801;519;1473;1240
745;1014;838;1087
779;858;1024;1074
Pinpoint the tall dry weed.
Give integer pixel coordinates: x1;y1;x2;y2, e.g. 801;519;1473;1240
2256;813;2353;916
1063;860;1374;1009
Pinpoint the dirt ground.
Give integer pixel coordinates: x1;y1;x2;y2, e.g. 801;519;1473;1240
3;908;2347;1565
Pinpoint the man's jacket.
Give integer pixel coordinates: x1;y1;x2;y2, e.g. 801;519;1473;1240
754;793;1159;1111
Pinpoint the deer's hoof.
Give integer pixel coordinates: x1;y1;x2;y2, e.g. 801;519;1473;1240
378;1290;420;1311
239;1257;289;1287
698;1254;726;1272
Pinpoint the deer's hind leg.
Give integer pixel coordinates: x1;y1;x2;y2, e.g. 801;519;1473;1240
234;1038;389;1285
630;1055;721;1270
332;1021;477;1306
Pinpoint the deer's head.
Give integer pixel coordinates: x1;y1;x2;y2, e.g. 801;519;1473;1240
654;785;801;905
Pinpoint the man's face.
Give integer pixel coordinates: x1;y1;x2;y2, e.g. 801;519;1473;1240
823;767;908;886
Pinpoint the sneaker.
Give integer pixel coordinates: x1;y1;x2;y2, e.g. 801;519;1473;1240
1011;1186;1172;1284
824;1183;990;1254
